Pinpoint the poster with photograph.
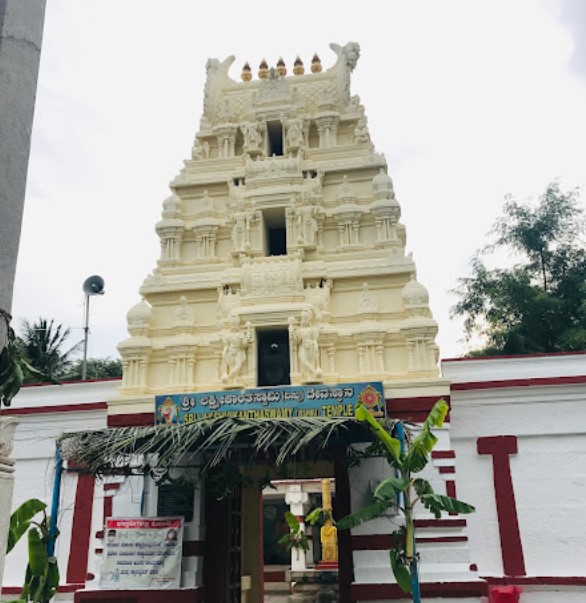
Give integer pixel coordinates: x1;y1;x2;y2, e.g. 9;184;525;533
100;517;183;589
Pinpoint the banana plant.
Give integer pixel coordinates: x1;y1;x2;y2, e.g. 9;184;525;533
337;399;475;602
5;499;60;603
278;511;310;559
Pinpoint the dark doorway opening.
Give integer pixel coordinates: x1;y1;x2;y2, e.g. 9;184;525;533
263;208;287;256
266;121;284;156
257;329;290;387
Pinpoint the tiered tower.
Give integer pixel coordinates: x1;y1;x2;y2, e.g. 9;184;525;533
105;43;485;601
112;42;446;417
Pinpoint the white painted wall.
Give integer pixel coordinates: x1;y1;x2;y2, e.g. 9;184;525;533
444;353;586;602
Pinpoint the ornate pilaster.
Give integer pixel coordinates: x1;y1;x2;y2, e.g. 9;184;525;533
0;416;18;592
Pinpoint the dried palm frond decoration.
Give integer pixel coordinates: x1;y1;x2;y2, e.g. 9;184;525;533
58;416;376;479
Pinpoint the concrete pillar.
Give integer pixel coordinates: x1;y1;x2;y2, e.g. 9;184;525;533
284;484;309;571
0;416;19;591
0;0;47;348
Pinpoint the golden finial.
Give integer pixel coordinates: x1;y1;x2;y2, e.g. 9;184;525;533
293;56;304;76
258;58;269;79
311;52;322;73
241;61;252;82
276;57;287;76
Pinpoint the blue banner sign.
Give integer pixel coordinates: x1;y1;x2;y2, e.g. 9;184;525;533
155;381;385;425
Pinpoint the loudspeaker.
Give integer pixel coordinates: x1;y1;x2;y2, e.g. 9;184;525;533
83;275;105;296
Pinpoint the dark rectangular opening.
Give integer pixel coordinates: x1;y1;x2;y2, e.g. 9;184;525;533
266;121;283;156
257;329;290;387
264;208;287;256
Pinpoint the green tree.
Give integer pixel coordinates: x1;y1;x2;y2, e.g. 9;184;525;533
64;357;122;381
336;401;474;601
18;318;82;382
452;181;586;355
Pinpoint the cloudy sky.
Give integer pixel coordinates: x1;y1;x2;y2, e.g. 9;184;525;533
13;0;586;361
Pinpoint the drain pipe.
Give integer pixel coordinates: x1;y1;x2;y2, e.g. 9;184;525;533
47;443;63;557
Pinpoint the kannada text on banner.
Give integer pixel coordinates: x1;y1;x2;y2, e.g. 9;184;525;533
156;381;385;425
100;518;183;590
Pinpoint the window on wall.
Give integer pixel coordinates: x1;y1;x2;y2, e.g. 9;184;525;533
266;121;284;156
263;208;287;256
257;328;290;387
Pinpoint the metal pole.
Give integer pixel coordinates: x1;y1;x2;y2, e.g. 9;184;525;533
82;294;89;380
47;444;62;557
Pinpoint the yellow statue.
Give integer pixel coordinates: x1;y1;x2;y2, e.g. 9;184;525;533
320;519;338;562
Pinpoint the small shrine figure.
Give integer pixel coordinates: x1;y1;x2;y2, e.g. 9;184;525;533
231;211;249;252
320;520;338;563
286;118;304;148
296;204;318;246
289;309;322;382
318;477;338;567
174;295;194;329
192;138;210;160
357;282;378;314
241;122;261;152
354;117;370;144
221;314;253;385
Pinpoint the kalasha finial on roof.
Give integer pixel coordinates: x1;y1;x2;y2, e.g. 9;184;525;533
258;58;269;79
293;56;304;76
311;52;322;73
276;57;287;76
241;62;252;81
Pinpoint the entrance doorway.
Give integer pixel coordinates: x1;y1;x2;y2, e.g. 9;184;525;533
202;462;352;603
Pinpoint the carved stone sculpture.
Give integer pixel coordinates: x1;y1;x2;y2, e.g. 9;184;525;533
221;314;252;385
231;211;250;252
174;296;194;329
289;310;322;383
296;204;318;246
354;117;370;144
241;122;262;152
286;118;304;148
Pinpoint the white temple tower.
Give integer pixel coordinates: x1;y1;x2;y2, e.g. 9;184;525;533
105;44;484;603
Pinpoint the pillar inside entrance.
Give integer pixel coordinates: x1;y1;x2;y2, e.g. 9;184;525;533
285;484;310;571
0;417;18;591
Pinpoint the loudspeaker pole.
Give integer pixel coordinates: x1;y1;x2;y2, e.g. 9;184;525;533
82;293;90;380
81;275;105;381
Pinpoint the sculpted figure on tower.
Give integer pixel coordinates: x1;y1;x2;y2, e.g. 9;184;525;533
221;313;253;385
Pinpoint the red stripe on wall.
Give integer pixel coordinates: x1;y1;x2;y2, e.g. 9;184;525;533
1;402;107;415
439;466;456;474
452;374;586;391
485;576;586;586
103;496;112;525
432;450;456;459
107;413;153;427
351;580;488;600
477;436;526;576
2;585;85;595
67;473;95;584
414;518;466;528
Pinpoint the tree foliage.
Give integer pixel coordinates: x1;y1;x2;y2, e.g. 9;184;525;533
452;182;586;355
17;318;82;382
63;357;122;381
